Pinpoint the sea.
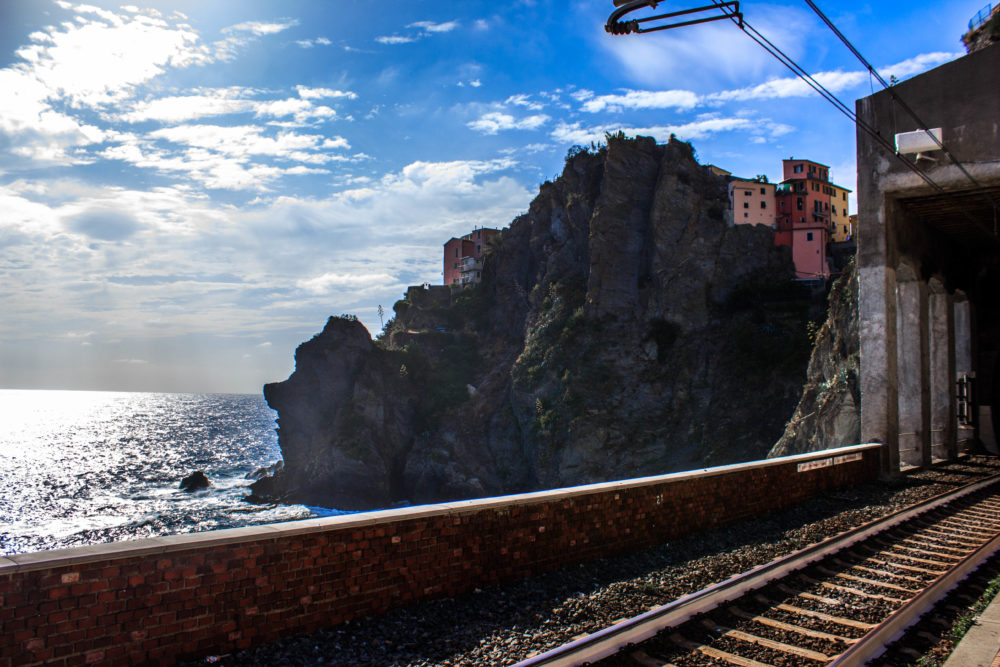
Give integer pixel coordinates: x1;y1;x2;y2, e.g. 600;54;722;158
0;389;342;557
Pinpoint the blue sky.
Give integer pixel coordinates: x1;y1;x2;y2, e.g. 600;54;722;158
0;0;979;393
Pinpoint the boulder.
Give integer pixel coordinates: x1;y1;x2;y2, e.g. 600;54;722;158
179;470;211;492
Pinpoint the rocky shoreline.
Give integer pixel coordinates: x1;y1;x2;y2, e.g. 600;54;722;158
187;456;1000;666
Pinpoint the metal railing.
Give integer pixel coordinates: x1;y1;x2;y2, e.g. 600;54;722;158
969;3;995;31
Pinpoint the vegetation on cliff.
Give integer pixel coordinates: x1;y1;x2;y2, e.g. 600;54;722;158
251;135;823;510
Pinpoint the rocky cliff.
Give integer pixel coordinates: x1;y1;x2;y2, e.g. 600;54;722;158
768;259;860;458
250;136;817;511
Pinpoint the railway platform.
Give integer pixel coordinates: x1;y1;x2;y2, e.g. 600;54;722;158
945;591;1000;667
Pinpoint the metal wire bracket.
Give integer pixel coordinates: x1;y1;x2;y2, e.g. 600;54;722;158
605;1;742;35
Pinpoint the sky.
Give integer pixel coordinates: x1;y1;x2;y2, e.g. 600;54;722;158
0;0;981;393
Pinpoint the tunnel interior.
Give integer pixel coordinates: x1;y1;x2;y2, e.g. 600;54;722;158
894;185;1000;451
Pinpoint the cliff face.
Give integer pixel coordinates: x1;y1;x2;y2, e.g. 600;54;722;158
768;259;860;458
251;136;816;511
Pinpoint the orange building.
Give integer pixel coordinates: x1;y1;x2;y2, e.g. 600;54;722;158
443;228;500;286
774;158;851;280
729;178;776;227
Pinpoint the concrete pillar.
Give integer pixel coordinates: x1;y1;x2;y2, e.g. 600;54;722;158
860;263;899;474
928;278;956;461
954;292;974;453
895;262;930;469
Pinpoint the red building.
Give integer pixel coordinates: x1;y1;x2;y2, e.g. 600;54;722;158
443;228;500;286
773;158;848;280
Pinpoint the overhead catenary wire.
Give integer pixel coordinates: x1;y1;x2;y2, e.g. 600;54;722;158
702;0;947;194
801;0;1000;217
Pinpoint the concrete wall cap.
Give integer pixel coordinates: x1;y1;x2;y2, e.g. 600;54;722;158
0;443;881;574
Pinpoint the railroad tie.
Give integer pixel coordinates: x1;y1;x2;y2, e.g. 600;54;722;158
628;649;676;667
669;633;774;667
851;553;945;576
815;566;921;594
727;605;858;644
833;559;925;584
698;620;832;663
776;582;843;607
770;602;876;630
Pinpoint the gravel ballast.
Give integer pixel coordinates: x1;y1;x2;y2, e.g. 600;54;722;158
187;456;1000;666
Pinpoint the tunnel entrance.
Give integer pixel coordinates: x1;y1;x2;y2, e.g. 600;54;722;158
894;187;1000;457
855;42;1000;475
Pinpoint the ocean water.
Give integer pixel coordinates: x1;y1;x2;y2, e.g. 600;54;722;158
0;390;335;556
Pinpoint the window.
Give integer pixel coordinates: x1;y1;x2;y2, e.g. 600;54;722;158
807;232;814;241
477;244;481;253
744;212;749;218
760;187;766;195
794;164;804;173
455;248;459;257
832;205;837;215
744;190;752;196
744;202;749;209
760;201;767;209
843;192;847;201
797;198;804;211
477;230;481;239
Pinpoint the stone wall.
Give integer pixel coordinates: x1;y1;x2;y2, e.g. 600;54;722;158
1;444;880;666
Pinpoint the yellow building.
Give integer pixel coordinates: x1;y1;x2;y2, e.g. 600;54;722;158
828;183;853;242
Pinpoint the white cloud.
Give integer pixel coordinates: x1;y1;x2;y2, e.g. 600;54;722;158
468;112;550;134
295;37;332;48
120;91;253;123
505;94;545;110
550;115;779;146
407;20;459;33
97;126;344;191
597;5;814;89
296;86;357;100
707;70;867;103
297;272;397;293
16;5;207;107
880;51;961;79
705;51;960;104
377;19;459;44
376;35;416;45
214;19;297;61
581;89;699;113
221;20;298;36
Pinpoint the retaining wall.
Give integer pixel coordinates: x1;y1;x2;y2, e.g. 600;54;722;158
0;444;882;666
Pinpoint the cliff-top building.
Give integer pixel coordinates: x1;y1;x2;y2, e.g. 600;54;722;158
729;178;776;227
443;227;500;286
727;158;853;280
773;158;852;280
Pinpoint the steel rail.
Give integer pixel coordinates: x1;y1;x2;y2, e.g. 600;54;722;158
830;519;1000;665
515;472;1000;667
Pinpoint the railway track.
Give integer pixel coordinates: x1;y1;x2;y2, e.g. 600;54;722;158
517;473;1000;667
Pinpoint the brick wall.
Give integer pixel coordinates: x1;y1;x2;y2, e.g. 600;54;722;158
0;444;881;666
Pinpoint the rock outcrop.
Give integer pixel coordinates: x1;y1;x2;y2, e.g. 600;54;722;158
179;471;211;492
768;259;860;458
251;136;818;510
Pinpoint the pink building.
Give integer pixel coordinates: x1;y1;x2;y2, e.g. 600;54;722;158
443;228;500;286
773;158;849;280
